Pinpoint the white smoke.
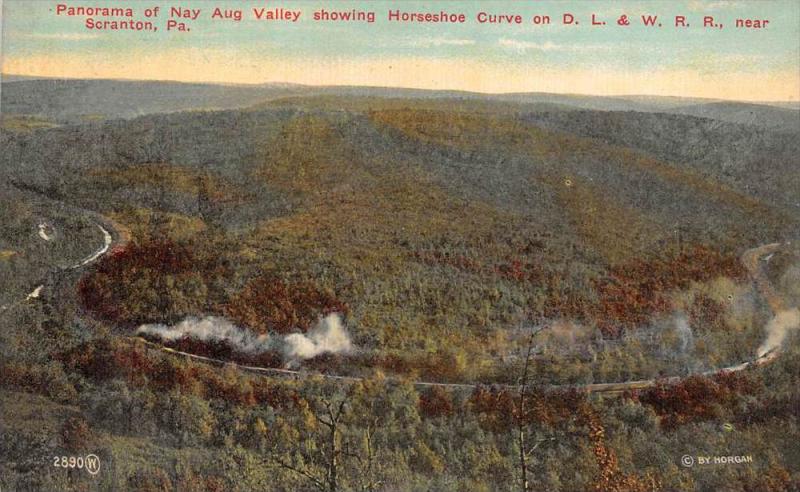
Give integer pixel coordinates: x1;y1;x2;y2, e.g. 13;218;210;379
136;313;352;360
137;316;272;353
282;314;353;359
673;314;694;353
757;307;800;357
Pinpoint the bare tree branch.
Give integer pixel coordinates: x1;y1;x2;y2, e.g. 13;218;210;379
517;320;547;492
273;456;327;492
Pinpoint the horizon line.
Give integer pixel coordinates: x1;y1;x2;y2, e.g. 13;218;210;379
2;72;799;106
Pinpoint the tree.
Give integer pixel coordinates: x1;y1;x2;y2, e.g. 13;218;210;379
271;382;351;492
343;375;396;492
580;403;660;492
516;321;552;492
60;415;92;451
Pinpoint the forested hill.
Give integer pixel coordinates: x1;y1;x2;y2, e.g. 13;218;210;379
3;75;797;130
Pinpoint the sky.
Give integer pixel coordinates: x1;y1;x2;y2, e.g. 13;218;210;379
2;0;799;101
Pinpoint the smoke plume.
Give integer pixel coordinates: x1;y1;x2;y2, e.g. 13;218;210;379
673;314;694;353
282;314;353;359
757;307;800;357
137;316;272;353
136;313;352;360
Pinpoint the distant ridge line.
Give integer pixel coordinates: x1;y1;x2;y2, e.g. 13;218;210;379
2;73;798;108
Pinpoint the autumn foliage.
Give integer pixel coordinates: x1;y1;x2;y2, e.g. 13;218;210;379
418;386;455;418
637;372;758;430
79;238;347;339
413;240;744;341
223;273;348;335
136;335;285;369
56;338;300;409
78;240;217;326
61;415;93;451
579;405;661;492
688;293;727;333
591;245;745;337
468;386;586;433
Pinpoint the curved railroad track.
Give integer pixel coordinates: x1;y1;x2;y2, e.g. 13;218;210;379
6;197;790;394
127;238;791;394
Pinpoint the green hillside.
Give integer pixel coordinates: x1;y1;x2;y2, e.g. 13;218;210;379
1;89;798;491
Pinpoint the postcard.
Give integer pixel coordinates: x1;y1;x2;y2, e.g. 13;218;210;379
1;1;798;491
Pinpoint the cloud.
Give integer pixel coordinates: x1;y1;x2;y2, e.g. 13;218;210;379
411;37;476;48
497;39;612;53
688;0;742;12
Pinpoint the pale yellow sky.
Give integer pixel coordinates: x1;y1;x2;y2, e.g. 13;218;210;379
3;0;799;101
5;49;798;101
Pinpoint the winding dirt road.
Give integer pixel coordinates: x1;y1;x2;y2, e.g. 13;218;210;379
4;222;123;311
